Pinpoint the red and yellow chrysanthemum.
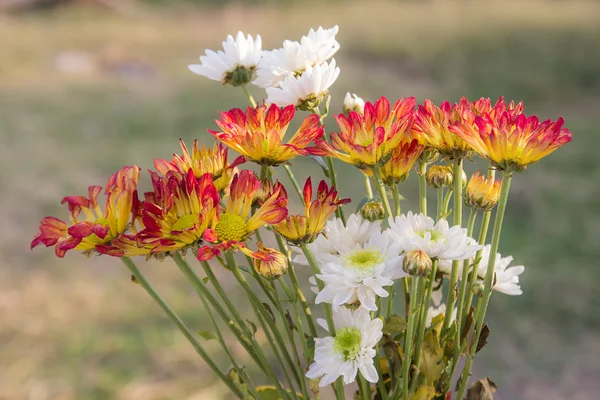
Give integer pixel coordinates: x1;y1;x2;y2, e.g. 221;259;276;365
376;137;424;185
31;166;141;257
132;169;220;255
450;100;572;172
241;242;288;279
210;104;324;166
464;171;502;211
154;139;245;193
309;96;415;169
198;170;288;260
274;178;350;245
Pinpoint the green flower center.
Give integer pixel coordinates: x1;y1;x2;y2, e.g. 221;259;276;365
334;327;362;360
172;214;199;231
214;213;248;242
416;229;444;243
343;248;384;271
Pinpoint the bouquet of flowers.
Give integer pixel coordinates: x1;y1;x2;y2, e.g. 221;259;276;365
32;26;572;399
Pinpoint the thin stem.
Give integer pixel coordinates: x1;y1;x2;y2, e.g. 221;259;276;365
242;84;257;107
455;172;512;400
391;183;401;216
120;257;245;399
455;208;478;339
283;164;304;203
398;276;422;400
437;187;444;221
300;244;346;400
418;161;428;216
372;167;393;218
442;158;464;333
359;375;371;400
363;172;374;199
374;346;391;400
442;188;453;217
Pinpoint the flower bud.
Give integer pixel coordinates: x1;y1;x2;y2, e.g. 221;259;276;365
360;200;386;221
471;280;485;297
402;250;432;277
464;171;501;211
343;92;365;115
252;178;274;207
418;148;439;164
426;165;454;188
251;242;288;279
223;65;256;87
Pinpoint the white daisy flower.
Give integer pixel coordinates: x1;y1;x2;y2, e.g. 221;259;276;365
253;26;339;89
388;212;481;261
343;92;366;114
306;307;382;386
265;60;340;109
476;245;525;295
188;32;262;86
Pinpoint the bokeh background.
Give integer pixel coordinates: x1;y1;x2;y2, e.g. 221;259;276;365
2;0;599;399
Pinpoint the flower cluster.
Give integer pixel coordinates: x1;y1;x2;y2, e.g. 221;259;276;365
32;25;574;400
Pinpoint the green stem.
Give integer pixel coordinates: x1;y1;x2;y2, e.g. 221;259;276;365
225;252;300;397
372;167;393;218
283;164;304;203
397;276;422;400
300;244;345;400
455;208;478;339
359;375;371;400
455;172;512;400
120;257;245;399
442;188;453;217
441;159;464;333
418;161;428;216
242;84;257;107
374;346;391;400
391;183;401;216
363;172;374;199
437;187;444;221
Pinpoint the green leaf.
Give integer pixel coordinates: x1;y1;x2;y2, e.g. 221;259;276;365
309;155;330;177
197;330;216;341
256;385;304;399
383;315;408;336
246;319;257;335
466;377;497;400
413;384;436;400
227;368;249;397
420;330;444;384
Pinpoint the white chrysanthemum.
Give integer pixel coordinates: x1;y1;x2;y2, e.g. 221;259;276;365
306;307;382;386
388;212;481;261
295;214;404;311
343;92;365;114
253;26;339;89
265;60;340;108
188;32;262;85
476;245;525;295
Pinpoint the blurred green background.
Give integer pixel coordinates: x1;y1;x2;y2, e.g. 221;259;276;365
1;0;599;399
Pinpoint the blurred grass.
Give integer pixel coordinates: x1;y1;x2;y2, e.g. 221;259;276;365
1;0;600;398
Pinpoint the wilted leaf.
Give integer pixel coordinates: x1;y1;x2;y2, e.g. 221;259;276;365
285;310;295;331
227;368;249;397
461;307;475;343
383;315;408;336
380;334;403;375
413;384;436;400
256;385;304;399
130;275;139;284
429;313;445;334
197;330;216;341
262;303;276;324
246;319;257;335
465;377;497;400
420;331;444;384
476;324;490;354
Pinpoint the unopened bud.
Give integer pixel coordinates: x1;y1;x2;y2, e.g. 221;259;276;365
343;92;365;115
252;242;288;279
418;148;439;164
360;200;386;221
403;250;432;277
253;178;274;207
472;280;485;297
426;165;454;188
464;171;501;211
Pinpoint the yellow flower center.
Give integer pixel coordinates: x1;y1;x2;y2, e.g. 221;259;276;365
417;229;444;243
172;214;199;231
334;327;362;360
343;248;383;271
214;213;248;242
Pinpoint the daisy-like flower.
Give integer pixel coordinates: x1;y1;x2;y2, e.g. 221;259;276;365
376;137;423;185
265;60;340;110
253;26;339;89
476;244;525;295
309;96;415;170
306;307;382;386
153;139;245;193
199;170;288;260
189;32;262;86
412;97;496;159
31;166;141;257
134;170;220;255
343;92;365;115
388;211;481;261
210;104;323;166
464;171;501;211
450;99;572;172
306;216;404;311
274;178;350;246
